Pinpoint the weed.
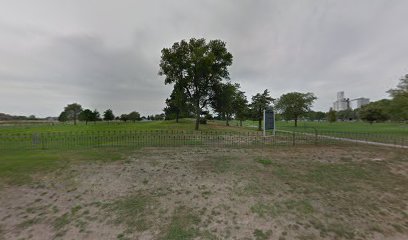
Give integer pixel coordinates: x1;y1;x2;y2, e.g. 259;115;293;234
256;158;272;166
53;213;70;231
17;217;42;229
162;206;200;240
109;193;157;232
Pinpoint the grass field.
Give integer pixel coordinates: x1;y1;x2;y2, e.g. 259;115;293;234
276;121;408;136
0;145;407;239
1;118;407;136
0;119;254;135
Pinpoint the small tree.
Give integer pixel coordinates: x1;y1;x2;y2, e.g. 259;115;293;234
91;109;101;123
314;111;326;122
79;109;93;125
275;92;316;127
103;109;115;121
250;89;274;131
64;103;83;125
388;74;408;121
128;111;141;122
327;108;337;123
233;90;249;126
120;114;129;122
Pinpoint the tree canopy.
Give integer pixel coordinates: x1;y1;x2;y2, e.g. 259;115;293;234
127;111;141;122
159;38;233;130
79;109;93;125
359;104;389;124
211;82;240;126
63;103;83;125
103;109;115;121
387;74;408;121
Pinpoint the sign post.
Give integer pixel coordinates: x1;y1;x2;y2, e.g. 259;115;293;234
263;107;275;136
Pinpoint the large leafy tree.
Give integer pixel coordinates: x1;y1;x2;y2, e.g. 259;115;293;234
159;38;233;130
250;89;274;131
63;103;83;125
211;82;239;126
103;109;115;121
275;92;316;127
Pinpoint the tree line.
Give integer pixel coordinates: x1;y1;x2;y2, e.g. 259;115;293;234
59;38;407;128
160;38;317;130
327;74;408;124
58;103;147;125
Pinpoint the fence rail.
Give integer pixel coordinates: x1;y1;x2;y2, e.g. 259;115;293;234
0;130;406;151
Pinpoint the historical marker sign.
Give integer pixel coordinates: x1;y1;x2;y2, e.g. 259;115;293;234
263;107;275;136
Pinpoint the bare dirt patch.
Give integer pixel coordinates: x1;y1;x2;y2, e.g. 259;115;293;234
0;145;407;239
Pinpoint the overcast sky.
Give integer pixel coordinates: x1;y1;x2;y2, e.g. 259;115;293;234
1;0;407;117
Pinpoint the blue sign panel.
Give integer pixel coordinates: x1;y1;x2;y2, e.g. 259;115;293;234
264;109;275;130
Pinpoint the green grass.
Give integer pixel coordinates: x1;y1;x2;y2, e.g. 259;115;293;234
162;206;201;240
0;119;255;134
253;229;272;240
276;121;408;136
256;158;272;166
251;199;314;218
108;193;157;233
2;118;407;136
0;147;133;186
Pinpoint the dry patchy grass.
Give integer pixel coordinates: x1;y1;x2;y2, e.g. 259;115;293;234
0;145;407;239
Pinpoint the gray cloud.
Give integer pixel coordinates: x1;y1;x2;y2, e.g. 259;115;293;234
0;0;407;117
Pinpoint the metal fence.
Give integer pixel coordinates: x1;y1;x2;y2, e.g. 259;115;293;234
277;128;408;147
0;130;406;151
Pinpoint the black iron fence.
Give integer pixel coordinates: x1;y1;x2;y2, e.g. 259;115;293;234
277;128;408;147
0;130;406;151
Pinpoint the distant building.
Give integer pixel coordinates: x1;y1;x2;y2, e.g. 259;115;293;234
353;98;370;108
332;92;370;111
333;91;349;111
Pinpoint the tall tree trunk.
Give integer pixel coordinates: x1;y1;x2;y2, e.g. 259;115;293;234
295;117;298;127
176;111;179;123
226;113;229;126
240;120;243;127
